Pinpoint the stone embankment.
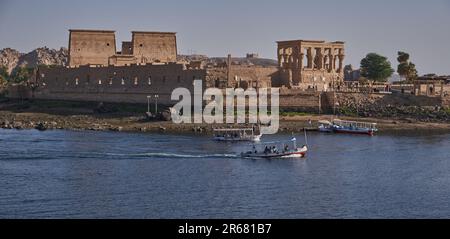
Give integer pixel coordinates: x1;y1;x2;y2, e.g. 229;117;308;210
334;92;450;122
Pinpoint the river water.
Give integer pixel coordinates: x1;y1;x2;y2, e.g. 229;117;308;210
0;129;449;218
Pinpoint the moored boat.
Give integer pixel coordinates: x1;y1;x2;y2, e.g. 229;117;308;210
317;119;378;135
331;119;378;136
318;120;333;133
213;128;262;142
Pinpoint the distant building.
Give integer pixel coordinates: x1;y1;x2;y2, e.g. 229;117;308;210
246;53;259;59
344;64;360;81
413;75;449;96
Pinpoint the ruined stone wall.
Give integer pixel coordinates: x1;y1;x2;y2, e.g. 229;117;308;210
108;55;137;67
205;67;227;88
206;66;279;89
5;85;33;99
296;69;342;91
69;30;116;67
441;85;450;106
279;89;320;112
132;32;177;64
442;94;450;107
443;85;450;97
27;64;206;105
230;66;279;88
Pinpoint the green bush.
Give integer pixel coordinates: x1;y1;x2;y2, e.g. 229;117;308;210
338;106;358;117
10;67;34;83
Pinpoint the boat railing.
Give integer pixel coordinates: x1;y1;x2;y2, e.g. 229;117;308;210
332;120;377;129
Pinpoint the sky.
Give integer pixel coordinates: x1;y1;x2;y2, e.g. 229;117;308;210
0;0;449;75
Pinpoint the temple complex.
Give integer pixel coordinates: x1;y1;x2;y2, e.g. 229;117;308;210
7;29;352;111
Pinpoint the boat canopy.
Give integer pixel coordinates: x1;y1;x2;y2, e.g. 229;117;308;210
333;119;377;128
259;138;297;145
318;120;332;125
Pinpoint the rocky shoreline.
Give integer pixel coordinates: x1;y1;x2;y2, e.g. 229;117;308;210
1;98;449;134
2;110;450;135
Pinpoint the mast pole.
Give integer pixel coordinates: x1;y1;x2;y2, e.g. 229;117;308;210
304;128;308;147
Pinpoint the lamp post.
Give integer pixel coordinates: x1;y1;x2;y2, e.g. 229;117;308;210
146;95;151;114
154;94;159;114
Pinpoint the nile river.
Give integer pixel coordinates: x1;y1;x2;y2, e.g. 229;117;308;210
0;129;449;218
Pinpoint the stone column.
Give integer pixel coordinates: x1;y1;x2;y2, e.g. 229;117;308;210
277;47;282;67
328;53;333;71
338;54;345;73
323;53;328;71
329;48;334;71
318;48;324;70
294;47;300;69
307;47;313;69
298;45;303;69
299;53;304;69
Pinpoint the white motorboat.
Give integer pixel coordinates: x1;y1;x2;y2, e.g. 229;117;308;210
318;120;333;133
213;128;262;142
241;135;308;159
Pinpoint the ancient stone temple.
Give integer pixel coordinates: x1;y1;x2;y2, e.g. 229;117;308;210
68;29;177;67
277;40;345;91
68;30;117;67
131;31;177;64
30;29;205;105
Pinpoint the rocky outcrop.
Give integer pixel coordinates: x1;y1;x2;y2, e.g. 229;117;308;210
0;47;68;74
18;47;68;69
0;48;22;74
2;49;274;75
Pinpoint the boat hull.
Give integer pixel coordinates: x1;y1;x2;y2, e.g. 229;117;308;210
241;146;307;159
333;128;376;136
318;126;333;133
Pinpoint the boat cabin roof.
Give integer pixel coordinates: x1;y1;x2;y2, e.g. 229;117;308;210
333;119;377;126
260;138;297;145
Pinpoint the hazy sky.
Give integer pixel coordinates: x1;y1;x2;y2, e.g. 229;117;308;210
1;0;449;74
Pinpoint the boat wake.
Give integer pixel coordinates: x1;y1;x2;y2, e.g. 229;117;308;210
104;152;239;159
